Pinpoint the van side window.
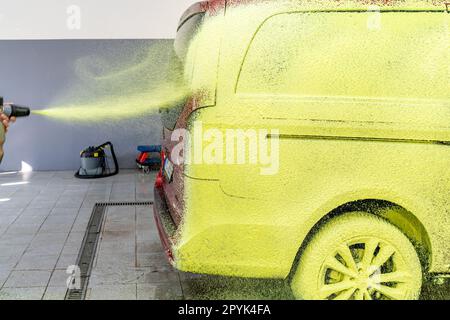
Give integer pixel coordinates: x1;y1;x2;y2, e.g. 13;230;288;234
237;12;449;101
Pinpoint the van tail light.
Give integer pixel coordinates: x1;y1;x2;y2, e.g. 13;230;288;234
161;150;166;167
155;171;164;189
155;150;165;188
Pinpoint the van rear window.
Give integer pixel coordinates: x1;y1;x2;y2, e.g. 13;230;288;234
161;12;206;130
174;13;205;64
237;12;449;101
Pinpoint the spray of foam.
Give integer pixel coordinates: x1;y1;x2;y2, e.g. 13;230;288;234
34;41;189;123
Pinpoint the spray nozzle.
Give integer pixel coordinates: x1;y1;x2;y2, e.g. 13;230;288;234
0;97;31;118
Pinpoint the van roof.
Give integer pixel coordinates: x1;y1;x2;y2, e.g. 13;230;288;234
179;0;448;27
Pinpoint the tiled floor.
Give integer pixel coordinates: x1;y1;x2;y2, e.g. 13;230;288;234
0;170;448;300
86;203;183;300
0;170;162;300
0;169;295;300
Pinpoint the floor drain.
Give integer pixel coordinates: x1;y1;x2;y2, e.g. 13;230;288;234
65;201;153;300
96;201;153;207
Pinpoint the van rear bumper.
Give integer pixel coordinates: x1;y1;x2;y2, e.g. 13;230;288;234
153;186;177;265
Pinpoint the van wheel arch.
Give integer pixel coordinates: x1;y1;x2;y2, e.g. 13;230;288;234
288;199;432;281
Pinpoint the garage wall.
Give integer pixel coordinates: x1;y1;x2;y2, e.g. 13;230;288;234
0;0;198;171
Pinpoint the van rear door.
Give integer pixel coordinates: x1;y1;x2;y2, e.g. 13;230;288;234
159;1;223;225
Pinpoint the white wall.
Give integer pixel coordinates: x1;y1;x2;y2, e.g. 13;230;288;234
0;0;199;39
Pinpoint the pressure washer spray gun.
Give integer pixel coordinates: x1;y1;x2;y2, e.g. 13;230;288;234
0;96;31;155
0;96;31;119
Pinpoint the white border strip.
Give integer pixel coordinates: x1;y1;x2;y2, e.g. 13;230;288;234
0;0;198;40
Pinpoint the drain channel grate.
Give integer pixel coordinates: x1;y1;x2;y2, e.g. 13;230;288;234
65;201;153;300
96;201;153;207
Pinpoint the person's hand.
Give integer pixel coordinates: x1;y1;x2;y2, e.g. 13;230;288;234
0;113;14;162
1;113;16;132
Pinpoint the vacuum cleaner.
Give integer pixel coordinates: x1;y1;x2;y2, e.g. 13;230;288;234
75;141;119;179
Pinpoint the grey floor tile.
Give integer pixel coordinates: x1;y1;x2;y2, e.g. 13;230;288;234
0;255;21;269
0;170;190;300
47;269;71;288
0;232;35;245
136;221;157;234
0;215;18;226
39;190;64;198
136;252;172;268
0;190;18;199
60;243;82;256
61;190;86;197
109;196;136;202
137;283;183;300
27;200;57;209
89;268;141;286
84;195;110;202
0;287;45;300
65;231;84;245
94;254;136;269
54;202;82;210
3;270;52;288
71;221;89;232
136;230;161;244
13;215;47;225
99;240;135;252
100;230;135;243
87;284;137;300
135;284;157;300
71;218;89;233
56;254;78;269
5;223;41;235
20;207;52;216
0;208;23;217
0;197;33;209
49;208;79;216
73;211;92;222
15;254;59;271
43;286;67;300
136;193;154;201
106;206;136;216
0;271;10;287
112;182;136;190
136;270;180;284
60;250;81;262
42;215;76;225
136;241;166;254
30;195;58;202
0;243;28;257
39;223;73;233
32;232;68;243
25;242;65;256
80;201;98;210
103;222;135;233
58;194;86;203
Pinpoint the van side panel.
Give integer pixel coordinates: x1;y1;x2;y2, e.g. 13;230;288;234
178;9;450;276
